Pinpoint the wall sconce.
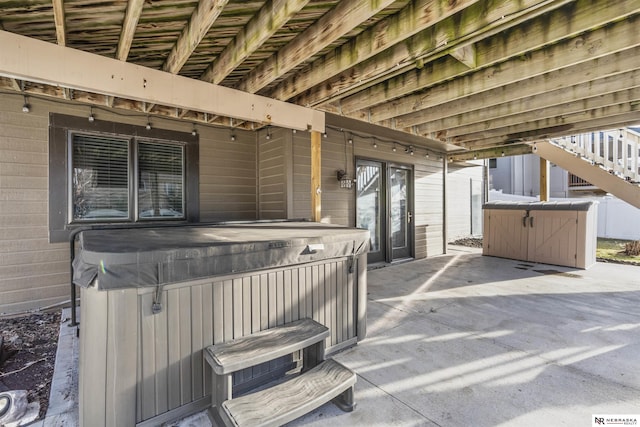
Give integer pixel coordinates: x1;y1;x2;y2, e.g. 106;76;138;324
336;169;353;189
21;95;30;113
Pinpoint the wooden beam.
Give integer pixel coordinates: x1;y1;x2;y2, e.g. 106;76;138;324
52;0;66;46
8;78;21;92
311;131;322;222
0;30;325;132
455;102;640;145
235;0;397;94
429;85;640;142
200;0;309;84
163;0;229;74
448;144;533;162
450;44;475;68
268;0;481;102
461;109;640;149
540;157;550;201
116;0;145;61
344;1;640;119
402;47;640;129
356;9;640;122
291;0;574;108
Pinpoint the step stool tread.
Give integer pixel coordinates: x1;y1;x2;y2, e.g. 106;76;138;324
222;359;356;427
205;318;329;375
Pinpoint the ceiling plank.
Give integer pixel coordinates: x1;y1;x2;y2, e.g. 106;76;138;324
416;68;640;138
357;11;640;123
448;144;534;162
200;0;310;84
291;0;573;108
446;87;640;142
52;0;66;46
116;0;145;61
400;46;640;129
0;30;325;132
235;0;397;94
461;108;640;148
163;0;230;74
267;0;481;102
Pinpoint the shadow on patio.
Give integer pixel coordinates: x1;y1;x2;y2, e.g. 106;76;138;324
288;251;640;426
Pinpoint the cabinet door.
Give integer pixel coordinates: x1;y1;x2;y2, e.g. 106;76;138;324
527;210;578;267
484;209;529;261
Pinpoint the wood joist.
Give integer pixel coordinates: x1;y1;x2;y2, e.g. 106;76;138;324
0;0;637;149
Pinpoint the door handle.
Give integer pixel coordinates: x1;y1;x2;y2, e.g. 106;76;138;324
530;216;534;227
522;214;528;227
408;211;412;223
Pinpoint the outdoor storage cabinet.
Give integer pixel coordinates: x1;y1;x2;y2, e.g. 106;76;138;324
483;201;598;269
74;222;369;427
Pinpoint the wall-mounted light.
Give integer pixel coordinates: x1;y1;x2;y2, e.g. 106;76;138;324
348;137;353;144
21;95;30;113
392;144;397;152
336;169;353;189
619;129;624;139
191;124;197;136
230;133;236;141
373;141;378;148
501;151;505;157
265;128;271;140
145;116;152;130
425;152;430;159
323;132;328;138
88;106;95;122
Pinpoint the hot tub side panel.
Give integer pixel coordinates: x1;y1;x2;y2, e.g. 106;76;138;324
79;256;365;427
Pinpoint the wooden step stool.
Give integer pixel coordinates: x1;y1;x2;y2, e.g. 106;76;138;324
204;318;356;427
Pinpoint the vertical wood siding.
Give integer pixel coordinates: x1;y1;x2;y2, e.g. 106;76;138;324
0;95;258;314
78;257;359;426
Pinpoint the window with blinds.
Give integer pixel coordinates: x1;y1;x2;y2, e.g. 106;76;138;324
138;141;184;219
72;135;130;220
70;134;185;222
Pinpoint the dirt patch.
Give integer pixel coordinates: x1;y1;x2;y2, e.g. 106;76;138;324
450;237;483;248
0;311;60;419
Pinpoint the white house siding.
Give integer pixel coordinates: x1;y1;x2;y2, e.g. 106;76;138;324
0;94;258;314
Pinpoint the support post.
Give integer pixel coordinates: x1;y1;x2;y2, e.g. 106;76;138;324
540;157;550;201
311;131;322;222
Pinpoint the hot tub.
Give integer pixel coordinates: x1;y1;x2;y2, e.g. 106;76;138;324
73;221;369;427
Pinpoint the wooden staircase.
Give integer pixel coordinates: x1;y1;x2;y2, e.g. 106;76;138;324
535;128;640;209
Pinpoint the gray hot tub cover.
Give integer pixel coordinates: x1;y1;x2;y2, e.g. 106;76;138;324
73;222;370;290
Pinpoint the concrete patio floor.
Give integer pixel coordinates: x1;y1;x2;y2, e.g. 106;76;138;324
45;246;640;426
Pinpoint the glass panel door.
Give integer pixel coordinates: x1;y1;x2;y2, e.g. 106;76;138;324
356;160;385;264
390;167;412;260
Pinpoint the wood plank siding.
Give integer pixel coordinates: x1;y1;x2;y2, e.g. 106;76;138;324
79;257;360;426
1;93;449;314
0;95;258;314
286;127;446;259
